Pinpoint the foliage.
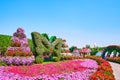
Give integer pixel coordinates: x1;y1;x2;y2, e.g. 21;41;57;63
49;36;57;43
31;32;62;63
90;48;98;55
0;60;6;66
35;55;43;64
28;39;34;53
90;47;104;55
0;34;12;55
86;44;90;48
41;33;49;41
35;47;44;56
31;32;50;63
52;57;60;62
69;46;75;52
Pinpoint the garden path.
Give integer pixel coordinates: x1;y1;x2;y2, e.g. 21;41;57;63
109;62;120;80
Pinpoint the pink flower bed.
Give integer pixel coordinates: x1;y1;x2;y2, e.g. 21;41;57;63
0;59;98;80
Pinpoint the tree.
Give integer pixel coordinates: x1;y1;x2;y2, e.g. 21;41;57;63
86;44;90;48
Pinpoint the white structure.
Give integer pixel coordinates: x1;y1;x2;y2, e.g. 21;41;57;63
116;52;119;57
94;43;97;48
61;39;72;56
110;52;114;57
105;52;108;57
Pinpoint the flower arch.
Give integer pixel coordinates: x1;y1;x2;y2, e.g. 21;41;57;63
102;45;120;59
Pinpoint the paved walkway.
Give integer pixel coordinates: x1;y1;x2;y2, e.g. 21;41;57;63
109;62;120;80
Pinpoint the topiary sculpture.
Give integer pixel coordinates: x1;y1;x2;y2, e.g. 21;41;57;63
31;32;62;63
1;28;35;65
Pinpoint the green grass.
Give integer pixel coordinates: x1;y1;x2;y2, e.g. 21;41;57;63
42;61;55;64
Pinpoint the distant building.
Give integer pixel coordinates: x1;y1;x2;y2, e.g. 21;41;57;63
94;43;97;48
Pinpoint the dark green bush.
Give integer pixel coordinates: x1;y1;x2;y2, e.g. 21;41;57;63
49;36;57;43
69;46;75;52
90;47;104;56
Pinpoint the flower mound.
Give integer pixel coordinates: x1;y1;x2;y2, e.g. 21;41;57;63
88;56;115;80
0;59;98;80
3;28;34;65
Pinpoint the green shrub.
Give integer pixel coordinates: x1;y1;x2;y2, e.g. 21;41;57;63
60;56;65;61
31;32;50;63
31;32;42;47
0;60;6;66
35;47;44;55
49;36;57;43
41;37;51;48
28;39;34;53
52;57;60;62
52;38;62;58
35;55;43;64
42;33;49;41
69;46;75;52
0;34;12;55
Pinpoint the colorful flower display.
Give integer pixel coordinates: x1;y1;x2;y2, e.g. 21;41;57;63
88;56;115;80
0;56;35;65
3;28;34;65
0;59;98;80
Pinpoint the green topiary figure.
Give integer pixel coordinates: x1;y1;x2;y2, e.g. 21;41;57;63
52;38;62;58
49;36;57;43
69;46;75;52
42;33;49;41
31;32;63;63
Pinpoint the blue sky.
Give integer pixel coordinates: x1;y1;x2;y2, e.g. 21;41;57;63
0;0;120;48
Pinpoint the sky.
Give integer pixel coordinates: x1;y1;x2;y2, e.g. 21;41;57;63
0;0;120;48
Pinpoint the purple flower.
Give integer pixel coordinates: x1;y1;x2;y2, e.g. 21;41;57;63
17;28;25;33
20;38;28;47
13;56;21;65
12;37;19;42
0;56;35;66
7;47;14;51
